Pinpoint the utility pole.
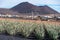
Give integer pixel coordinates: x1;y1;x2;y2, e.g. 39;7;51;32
32;11;34;20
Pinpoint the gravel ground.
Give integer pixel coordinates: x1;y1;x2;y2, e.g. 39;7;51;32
0;35;36;40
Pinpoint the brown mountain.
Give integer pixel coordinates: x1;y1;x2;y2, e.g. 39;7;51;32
0;2;59;16
0;8;20;15
11;2;59;15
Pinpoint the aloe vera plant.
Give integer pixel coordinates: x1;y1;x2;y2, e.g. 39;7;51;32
0;20;60;40
44;23;59;40
35;23;45;40
18;22;37;37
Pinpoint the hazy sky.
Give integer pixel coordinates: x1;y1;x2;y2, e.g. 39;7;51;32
0;0;60;13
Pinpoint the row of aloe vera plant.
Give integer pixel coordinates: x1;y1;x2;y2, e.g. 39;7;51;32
0;20;60;40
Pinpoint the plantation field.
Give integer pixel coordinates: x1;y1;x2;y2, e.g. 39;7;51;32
0;18;60;40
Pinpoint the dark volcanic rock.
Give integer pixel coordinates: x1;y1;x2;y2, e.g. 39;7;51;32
11;2;59;15
0;8;20;15
0;35;34;40
0;2;59;15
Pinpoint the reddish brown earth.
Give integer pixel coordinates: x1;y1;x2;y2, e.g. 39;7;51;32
0;18;60;25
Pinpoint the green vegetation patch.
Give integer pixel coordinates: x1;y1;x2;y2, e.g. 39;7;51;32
0;20;60;40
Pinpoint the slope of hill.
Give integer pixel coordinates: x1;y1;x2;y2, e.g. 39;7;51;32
11;2;59;15
0;2;59;16
11;2;36;13
39;5;59;14
0;8;20;15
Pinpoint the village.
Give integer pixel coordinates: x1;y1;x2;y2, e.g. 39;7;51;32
0;13;60;21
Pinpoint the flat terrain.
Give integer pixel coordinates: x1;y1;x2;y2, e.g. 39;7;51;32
0;18;60;25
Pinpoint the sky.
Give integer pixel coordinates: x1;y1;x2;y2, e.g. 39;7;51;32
0;0;60;13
